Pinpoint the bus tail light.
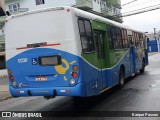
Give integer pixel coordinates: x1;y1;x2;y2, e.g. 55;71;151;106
7;69;12;75
9;75;14;81
72;72;78;78
70;79;76;85
72;65;79;71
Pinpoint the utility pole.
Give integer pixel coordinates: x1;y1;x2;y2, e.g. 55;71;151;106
154;28;156;40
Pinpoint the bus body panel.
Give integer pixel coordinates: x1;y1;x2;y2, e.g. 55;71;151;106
5;6;148;98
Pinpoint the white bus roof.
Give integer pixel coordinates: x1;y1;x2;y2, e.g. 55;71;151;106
6;6;143;33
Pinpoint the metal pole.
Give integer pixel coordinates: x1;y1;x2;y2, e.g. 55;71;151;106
154;28;156;40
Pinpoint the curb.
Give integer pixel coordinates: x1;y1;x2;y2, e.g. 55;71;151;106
0;85;12;102
0;92;12;102
148;52;160;56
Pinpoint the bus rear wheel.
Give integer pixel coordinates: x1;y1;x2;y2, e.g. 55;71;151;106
118;68;125;88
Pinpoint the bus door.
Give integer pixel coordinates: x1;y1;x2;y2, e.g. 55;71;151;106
94;30;106;90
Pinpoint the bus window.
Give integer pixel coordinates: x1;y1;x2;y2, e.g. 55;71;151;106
116;28;122;49
124;30;129;48
139;34;143;47
95;32;100;59
99;33;105;59
134;32;140;48
78;19;95;53
121;29;129;48
110;27;117;49
107;26;114;50
110;26;123;50
78;20;85;35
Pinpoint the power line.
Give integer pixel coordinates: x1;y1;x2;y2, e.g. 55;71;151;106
121;0;138;7
122;6;160;17
122;0;159;9
122;3;160;14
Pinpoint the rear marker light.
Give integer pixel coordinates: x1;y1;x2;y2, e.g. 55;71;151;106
72;72;78;78
66;90;70;93
60;90;71;93
72;65;79;71
9;75;14;81
7;70;12;75
12;82;17;86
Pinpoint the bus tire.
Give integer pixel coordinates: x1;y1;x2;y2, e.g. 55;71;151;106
140;61;145;73
118;68;125;88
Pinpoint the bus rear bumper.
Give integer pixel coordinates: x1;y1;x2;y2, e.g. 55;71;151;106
9;83;86;97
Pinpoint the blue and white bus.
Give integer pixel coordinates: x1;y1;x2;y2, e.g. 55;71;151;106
5;6;148;98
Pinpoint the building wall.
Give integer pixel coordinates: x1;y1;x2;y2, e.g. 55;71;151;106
5;0;107;14
147;40;160;52
5;0;121;17
6;0;76;12
92;0;101;13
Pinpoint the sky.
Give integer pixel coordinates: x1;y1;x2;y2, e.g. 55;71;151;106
121;0;160;33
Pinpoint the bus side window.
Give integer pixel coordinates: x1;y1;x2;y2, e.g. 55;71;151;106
108;26;114;50
94;32;100;59
78;19;95;53
134;32;140;48
110;27;117;49
110;26;123;50
116;28;122;49
139;34;143;47
121;29;129;48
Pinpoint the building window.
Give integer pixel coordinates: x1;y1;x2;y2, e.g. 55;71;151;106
35;0;45;5
8;3;20;13
0;56;6;70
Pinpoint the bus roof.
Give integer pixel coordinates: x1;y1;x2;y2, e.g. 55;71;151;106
6;6;143;33
72;7;143;33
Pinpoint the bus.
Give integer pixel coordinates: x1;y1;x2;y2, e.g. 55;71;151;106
5;6;148;98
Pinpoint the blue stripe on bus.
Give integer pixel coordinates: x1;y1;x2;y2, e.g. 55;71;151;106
7;48;137;97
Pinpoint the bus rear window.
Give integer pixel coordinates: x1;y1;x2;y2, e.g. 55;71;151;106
39;55;61;66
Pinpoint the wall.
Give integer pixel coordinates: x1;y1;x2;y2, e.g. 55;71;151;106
92;0;101;13
6;0;76;12
5;0;111;14
147;40;160;52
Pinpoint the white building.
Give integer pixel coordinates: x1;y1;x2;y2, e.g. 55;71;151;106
5;0;121;19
